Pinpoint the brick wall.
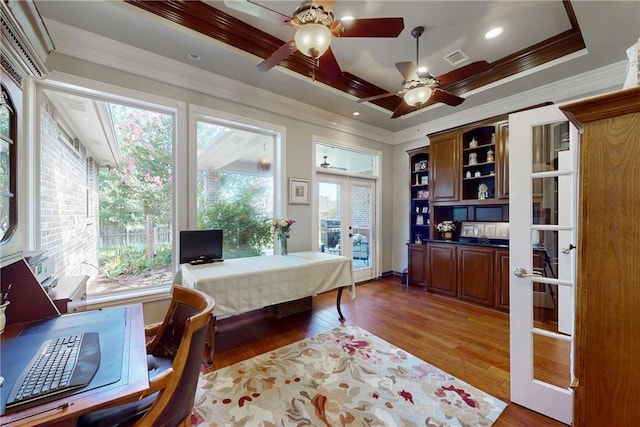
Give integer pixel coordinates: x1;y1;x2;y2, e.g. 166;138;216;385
40;96;99;278
351;185;371;239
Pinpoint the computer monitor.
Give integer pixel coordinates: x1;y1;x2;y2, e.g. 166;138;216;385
179;229;223;265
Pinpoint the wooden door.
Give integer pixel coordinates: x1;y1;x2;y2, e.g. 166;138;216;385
429;134;460;202
494;249;510;312
426;243;456;297
407;244;427;287
457;246;494;307
560;87;640;426
495;121;510;199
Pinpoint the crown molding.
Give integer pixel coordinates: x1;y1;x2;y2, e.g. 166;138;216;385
43;19;394;145
43;19;627;147
1;0;54;80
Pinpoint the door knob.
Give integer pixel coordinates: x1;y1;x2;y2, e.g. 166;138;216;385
513;267;542;278
561;244;576;254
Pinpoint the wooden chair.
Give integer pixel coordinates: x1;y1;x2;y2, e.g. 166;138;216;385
77;286;215;427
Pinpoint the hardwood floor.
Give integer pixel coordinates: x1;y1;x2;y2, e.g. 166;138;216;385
208;276;567;427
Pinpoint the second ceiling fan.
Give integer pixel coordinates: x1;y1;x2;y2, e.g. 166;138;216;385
224;0;404;82
358;26;492;118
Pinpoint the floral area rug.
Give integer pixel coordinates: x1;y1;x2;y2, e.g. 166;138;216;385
192;325;507;426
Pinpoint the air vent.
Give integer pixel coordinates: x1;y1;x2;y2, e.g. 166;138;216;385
444;49;470;66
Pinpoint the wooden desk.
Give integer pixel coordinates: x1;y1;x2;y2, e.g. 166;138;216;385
0;305;148;427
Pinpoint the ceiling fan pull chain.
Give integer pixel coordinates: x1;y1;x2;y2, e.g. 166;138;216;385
312;58;318;81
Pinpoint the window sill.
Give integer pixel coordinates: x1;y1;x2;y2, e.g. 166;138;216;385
85;285;173;310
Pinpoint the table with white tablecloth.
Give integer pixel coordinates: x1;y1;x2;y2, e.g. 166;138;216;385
177;251;355;317
176;251;355;364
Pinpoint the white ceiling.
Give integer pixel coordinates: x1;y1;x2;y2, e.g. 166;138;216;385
33;0;639;157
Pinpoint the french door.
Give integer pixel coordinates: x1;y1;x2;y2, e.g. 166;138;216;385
509;104;578;424
317;174;375;282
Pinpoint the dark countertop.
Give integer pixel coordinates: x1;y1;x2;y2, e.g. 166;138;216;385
409;239;509;249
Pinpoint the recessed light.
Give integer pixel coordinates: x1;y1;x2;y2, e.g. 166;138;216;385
485;27;503;40
188;52;201;61
352;111;360;116
417;66;429;74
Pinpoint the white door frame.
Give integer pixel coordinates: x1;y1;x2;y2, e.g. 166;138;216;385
509;104;577;424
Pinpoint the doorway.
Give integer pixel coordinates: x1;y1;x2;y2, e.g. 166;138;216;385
318;175;376;282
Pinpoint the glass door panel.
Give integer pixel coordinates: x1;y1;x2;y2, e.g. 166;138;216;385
319;181;342;255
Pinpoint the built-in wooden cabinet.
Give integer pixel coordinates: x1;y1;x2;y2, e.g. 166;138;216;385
494;249;510;312
426;242;457;297
407;244;427;287
407;114;512;312
560;87;640;426
495;121;510;199
457;245;495;307
424;242;506;310
429;133;460;203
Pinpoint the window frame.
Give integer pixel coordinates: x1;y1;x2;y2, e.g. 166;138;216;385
1;83;18;244
33;79;182;306
187;104;287;231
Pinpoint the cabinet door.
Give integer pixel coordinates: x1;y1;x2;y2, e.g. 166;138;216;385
457;246;494;307
426;243;457;296
495;121;510;199
494;249;510;312
430;134;460;202
408;244;427;287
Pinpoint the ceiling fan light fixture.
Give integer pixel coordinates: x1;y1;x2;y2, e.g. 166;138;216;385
404;85;432;106
295;23;332;58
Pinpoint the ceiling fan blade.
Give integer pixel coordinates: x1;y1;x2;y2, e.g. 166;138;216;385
395;61;418;82
436;60;491;86
390;101;418;119
338;17;404;38
223;0;291;25
357;91;400;103
318;46;343;82
256;41;297;72
431;88;465;106
312;0;335;11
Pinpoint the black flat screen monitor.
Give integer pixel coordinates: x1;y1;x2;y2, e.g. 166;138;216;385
179;229;223;265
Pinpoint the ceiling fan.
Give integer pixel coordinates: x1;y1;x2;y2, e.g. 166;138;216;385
357;26;492;118
223;0;404;82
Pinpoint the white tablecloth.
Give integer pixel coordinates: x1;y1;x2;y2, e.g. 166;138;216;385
176;251;355;316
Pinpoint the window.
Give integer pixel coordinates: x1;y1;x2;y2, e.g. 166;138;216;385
38;88;175;298
195;117;277;258
0;84;17;244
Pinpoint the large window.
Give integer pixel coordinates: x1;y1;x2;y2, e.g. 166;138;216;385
195;118;277;258
38;88;175;298
0;84;17;244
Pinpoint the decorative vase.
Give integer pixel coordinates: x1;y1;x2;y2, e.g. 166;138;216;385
0;301;9;334
443;231;453;241
279;237;288;255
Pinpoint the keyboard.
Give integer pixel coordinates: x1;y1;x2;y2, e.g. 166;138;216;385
6;332;101;412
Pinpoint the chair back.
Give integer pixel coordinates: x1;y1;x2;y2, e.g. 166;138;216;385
138;286;215;426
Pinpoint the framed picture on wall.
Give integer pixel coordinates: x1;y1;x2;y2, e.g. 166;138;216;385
289;178;310;204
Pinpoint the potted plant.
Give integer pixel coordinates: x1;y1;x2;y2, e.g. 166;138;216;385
437;221;456;241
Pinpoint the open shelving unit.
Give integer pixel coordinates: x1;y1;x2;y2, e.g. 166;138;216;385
408;148;430;243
